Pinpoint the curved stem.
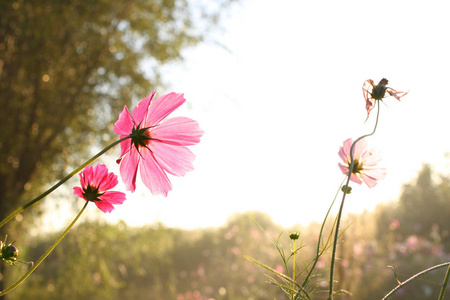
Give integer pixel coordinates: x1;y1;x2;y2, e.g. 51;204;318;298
0;201;89;296
381;262;450;300
328;102;381;299
0;136;130;229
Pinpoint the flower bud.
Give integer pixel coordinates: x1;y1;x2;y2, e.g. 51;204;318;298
1;241;19;264
289;232;300;241
341;185;352;194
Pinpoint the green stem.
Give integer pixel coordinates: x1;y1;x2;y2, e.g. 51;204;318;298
0;201;89;296
0;136;130;229
328;102;381;299
438;264;450;300
381;262;450;300
302;177;346;289
292;239;296;300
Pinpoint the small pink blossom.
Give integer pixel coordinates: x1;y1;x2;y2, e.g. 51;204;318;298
338;138;386;188
363;78;407;121
73;164;126;213
114;92;204;196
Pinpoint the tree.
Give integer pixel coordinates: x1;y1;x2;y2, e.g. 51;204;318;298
0;0;236;294
350;164;450;299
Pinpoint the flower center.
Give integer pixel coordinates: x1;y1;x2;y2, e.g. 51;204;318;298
83;185;103;202
371;79;389;100
352;159;363;174
130;124;152;149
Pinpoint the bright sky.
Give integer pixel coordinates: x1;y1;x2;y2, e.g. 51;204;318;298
43;0;450;230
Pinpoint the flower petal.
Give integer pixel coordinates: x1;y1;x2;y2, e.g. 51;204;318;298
119;147;140;192
114;106;135;136
363;79;376;121
80;165;93;188
73;187;85;199
98;171;119;191
100;191;126;204
145;92;186;126
338;138;353;162
94;201;115;213
362;79;374;102
91;164;108;188
360;174;380;188
132;91;156;125
353;139;369;160
387;88;408;101
117;137;132;161
139;151;172;196
150;142;195;176
363;167;386;181
153;117;204;146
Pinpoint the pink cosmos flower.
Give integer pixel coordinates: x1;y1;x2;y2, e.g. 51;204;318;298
114;91;204;196
73;164;126;213
338;138;386;188
363;78;407;121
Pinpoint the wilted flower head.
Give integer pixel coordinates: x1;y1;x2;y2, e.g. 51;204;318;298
363;78;407;121
73;164;126;213
338;138;386;188
114;91;204;196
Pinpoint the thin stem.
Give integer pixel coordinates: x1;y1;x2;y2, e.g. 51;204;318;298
292;239;296;300
328;102;381;299
302;177;346;289
438;264;450;300
0;136;130;229
0;201;89;296
381;262;450;300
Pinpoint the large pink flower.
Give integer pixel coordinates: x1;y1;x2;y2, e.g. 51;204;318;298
114;92;204;196
338;138;386;188
363;78;407;121
73;164;126;213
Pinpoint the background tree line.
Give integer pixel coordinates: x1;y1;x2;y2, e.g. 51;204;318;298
3;164;450;299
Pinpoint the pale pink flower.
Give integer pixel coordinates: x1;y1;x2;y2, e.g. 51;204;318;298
363;78;407;121
114;92;204;196
73;164;126;213
338;138;386;188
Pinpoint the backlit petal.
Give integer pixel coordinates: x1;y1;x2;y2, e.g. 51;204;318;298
146;92;185;126
117;137;132;162
91;164;108;188
119;147;140;192
150;142;195;176
338;138;353;162
98;171;119;191
95;201;115;213
132;91;156;124
73;187;85;199
353;139;369;159
360;174;379;188
100;191;126;204
114;106;135;136
139;152;172;196
153;117;204;146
